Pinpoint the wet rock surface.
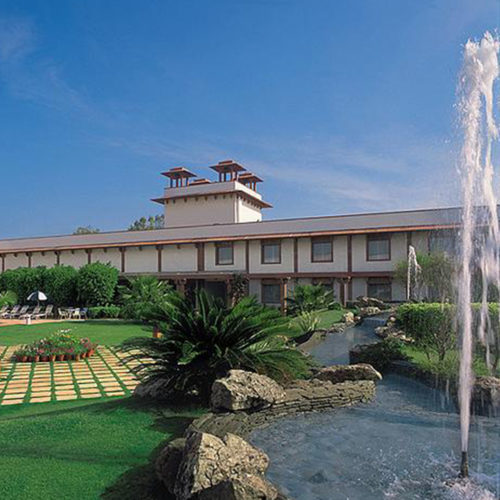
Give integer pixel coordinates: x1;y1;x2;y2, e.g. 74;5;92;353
314;363;382;383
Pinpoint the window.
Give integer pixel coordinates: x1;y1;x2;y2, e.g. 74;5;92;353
215;242;233;265
429;231;456;255
367;278;392;301
311;237;333;262
367;234;391;261
262;281;281;305
261;240;281;264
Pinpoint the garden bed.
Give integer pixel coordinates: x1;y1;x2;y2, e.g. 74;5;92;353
13;330;97;363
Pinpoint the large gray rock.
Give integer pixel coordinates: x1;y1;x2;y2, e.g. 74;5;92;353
175;431;269;500
314;363;382;383
134;379;171;400
211;370;286;412
155;438;186;494
196;474;283;500
342;311;355;324
472;376;500;416
355;296;387;309
359;306;381;317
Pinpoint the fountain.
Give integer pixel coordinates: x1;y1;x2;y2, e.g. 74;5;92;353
407;244;421;301
457;31;500;479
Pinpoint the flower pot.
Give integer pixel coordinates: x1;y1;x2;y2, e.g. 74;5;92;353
74;354;81;362
41;355;49;362
33;355;40;363
49;355;56;362
56;355;65;362
88;349;95;357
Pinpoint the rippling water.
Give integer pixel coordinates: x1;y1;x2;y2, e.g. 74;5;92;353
250;320;500;499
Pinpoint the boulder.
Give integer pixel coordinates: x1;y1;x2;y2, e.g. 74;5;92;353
211;370;286;412
155;438;186;494
472;376;500;416
355;296;387;309
342;311;355;324
134;379;171;400
195;474;283;500
314;363;382;383
359;306;381;317
174;431;269;500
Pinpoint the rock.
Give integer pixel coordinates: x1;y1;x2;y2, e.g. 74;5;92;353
328;323;347;333
359;306;381;317
175;431;269;500
155;438;186;494
355;296;388;309
342;311;355;324
314;363;382;383
375;326;389;338
195;474;283;500
210;370;286;412
472;376;500;416
134;379;171;400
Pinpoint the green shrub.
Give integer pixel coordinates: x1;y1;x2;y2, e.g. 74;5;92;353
122;290;312;403
44;265;78;306
0;290;17;307
87;305;122;319
76;263;119;307
351;337;408;372
0;267;47;303
295;311;320;335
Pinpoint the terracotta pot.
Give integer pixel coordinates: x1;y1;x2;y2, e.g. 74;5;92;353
88;349;94;357
27;356;33;362
74;354;81;362
33;355;40;363
49;355;56;362
64;354;72;361
41;355;49;362
56;355;65;362
17;355;27;363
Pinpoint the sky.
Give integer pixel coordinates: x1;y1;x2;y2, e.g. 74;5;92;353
0;0;499;238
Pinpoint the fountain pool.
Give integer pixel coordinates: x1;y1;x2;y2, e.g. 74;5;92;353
250;321;500;499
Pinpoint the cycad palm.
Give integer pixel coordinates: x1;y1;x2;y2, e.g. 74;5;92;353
122;289;311;402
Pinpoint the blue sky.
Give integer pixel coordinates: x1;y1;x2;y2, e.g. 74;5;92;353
0;0;498;238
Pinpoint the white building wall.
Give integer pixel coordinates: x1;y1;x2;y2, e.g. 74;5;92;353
352;233;407;272
162;244;197;272
4;253;29;270
297;236;348;273
91;248;121;270
205;241;246;272
125;247;157;273
236;198;262;223
31;252;57;268
248;239;294;274
165;195;238;227
59;250;88;268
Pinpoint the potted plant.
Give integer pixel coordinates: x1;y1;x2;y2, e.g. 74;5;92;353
14;347;28;363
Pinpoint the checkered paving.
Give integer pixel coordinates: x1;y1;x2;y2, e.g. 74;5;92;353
0;346;144;405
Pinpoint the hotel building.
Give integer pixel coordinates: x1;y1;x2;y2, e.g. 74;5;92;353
0;160;458;309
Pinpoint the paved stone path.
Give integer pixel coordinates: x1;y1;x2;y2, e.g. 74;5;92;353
0;346;144;405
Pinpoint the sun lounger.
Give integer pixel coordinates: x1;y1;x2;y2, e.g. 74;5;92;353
21;305;41;319
58;308;70;319
0;305;9;317
34;305;53;319
6;305;24;318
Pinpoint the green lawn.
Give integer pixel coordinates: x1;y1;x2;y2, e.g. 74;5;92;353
0;397;202;500
401;344;499;378
0;320;151;346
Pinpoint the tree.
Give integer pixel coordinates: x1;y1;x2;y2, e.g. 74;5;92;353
119;276;173;320
73;226;100;235
128;215;165;231
0;267;46;303
394;252;455;302
122;290;311;403
76;262;119;306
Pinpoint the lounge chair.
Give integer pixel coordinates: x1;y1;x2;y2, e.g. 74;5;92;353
72;308;81;319
0;305;9;317
34;305;53;319
80;308;88;319
58;308;70;319
3;305;19;318
21;305;41;319
8;305;28;319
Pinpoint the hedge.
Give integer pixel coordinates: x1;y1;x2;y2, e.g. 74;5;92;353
76;263;119;307
87;305;122;319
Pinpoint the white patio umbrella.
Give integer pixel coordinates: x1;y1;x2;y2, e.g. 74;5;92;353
27;291;48;306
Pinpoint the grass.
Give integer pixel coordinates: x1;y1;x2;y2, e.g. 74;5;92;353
401;344;499;379
0;397;203;500
0;320;151;346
